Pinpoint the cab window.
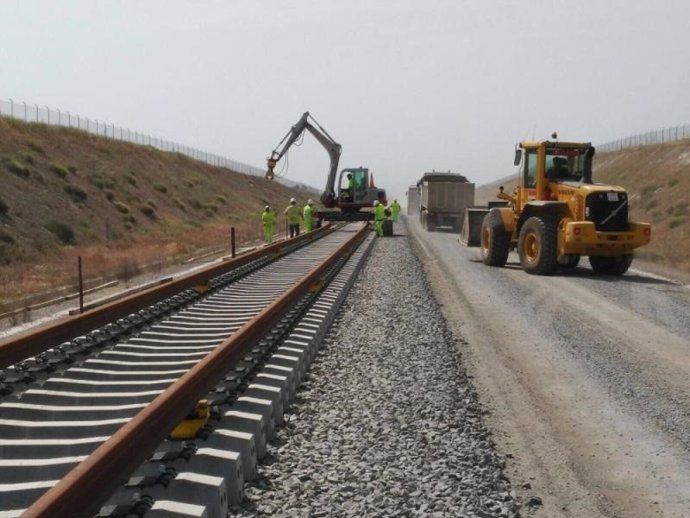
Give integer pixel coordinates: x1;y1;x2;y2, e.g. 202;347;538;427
524;151;537;188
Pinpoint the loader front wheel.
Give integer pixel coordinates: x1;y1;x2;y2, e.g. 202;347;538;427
480;212;511;267
518;216;558;275
589;254;633;275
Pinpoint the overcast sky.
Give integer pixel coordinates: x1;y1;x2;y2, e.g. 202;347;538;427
2;0;689;201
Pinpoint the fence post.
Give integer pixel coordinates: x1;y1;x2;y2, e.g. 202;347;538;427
23;101;27;120
231;227;236;258
78;256;84;314
34;104;39;122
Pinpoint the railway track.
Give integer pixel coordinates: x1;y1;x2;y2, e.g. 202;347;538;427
0;223;374;518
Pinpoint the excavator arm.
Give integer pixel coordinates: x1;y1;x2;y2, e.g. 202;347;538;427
265;112;342;208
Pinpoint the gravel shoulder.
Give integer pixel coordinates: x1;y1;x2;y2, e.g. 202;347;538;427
406;216;690;518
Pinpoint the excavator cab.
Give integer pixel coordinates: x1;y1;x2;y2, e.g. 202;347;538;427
337;167;386;211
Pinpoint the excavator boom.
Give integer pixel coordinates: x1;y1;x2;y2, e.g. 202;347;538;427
265;112;342;208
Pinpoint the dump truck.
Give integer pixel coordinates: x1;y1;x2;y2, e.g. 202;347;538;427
461;137;651;275
407;185;420;216
418;172;475;232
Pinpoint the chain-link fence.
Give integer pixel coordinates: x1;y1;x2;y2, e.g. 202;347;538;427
597;124;690;152
0;98;264;176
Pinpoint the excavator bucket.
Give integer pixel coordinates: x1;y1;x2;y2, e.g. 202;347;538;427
265;158;277;180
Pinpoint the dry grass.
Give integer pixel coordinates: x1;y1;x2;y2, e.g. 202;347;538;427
474;140;690;272
0;117;319;310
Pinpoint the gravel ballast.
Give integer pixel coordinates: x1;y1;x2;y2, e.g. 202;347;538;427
235;230;521;517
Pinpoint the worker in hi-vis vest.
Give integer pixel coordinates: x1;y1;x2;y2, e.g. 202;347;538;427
262;205;276;242
284;197;302;238
373;200;385;237
303;199;315;233
390;199;401;222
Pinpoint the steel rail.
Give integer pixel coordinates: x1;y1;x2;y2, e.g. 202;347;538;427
21;222;370;518
0;224;332;369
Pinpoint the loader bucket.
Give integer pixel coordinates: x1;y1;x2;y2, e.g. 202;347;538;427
460;208;489;246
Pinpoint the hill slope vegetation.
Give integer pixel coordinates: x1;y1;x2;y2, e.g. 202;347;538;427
0;117;316;304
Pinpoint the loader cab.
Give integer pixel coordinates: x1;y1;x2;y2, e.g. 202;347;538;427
514;141;594;207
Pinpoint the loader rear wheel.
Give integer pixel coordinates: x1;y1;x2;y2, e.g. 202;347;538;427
518;216;558;275
589;254;633;275
480;212;511;267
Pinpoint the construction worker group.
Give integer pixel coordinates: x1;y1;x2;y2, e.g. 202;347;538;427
261;198;315;243
373;198;400;237
262;197;401;242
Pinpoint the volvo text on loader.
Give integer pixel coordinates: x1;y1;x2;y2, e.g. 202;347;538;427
462;137;651;275
265;112;386;222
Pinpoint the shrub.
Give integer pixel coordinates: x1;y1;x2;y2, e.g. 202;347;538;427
49;163;69;179
672;203;688;216
640;184;658;197
668;178;679;187
125;175;137;187
0;229;15;244
89;173;115;189
27;142;45;155
123;214;137;224
643;198;658;210
45;220;76;245
5;159;30;178
105;191;115;201
204;203;219;213
64;184;88;203
114;201;130;214
215;195;227;205
24;154;35;165
140;205;157;219
115;260;141;282
146;199;157;209
668;217;686;229
92;178;106;189
173;198;186;212
0;198;8;215
184;179;195;189
68;165;78;174
154;184;168;194
189;199;202;210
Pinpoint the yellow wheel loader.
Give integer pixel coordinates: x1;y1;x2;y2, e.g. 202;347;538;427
463;138;651;275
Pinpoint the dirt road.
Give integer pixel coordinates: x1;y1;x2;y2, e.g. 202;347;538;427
406;218;690;517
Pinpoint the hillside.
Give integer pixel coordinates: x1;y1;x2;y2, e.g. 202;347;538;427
474;140;690;272
0;117;318;306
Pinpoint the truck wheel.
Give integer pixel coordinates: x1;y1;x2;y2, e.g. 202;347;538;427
518;216;558;275
480;212;511;266
589;254;633;275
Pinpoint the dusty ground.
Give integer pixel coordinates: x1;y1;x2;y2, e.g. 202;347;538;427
405;217;690;517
